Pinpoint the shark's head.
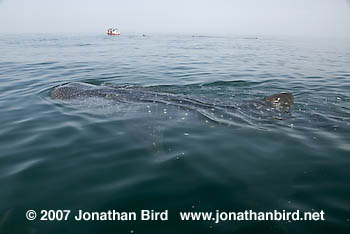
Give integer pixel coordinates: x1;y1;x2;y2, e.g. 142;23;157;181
50;82;98;100
51;86;79;99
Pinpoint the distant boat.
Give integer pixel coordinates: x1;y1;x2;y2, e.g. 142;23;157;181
107;28;120;36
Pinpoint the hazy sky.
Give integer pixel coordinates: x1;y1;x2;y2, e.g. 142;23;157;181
0;0;349;37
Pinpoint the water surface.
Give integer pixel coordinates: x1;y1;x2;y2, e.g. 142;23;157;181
0;33;349;234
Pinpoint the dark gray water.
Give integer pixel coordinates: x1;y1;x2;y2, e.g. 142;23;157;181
0;33;349;234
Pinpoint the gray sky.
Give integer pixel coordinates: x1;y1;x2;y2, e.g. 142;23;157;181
0;0;349;37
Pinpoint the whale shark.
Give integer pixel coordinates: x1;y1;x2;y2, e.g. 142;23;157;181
51;82;293;107
51;82;294;123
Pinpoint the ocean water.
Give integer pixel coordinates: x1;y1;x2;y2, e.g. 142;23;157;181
0;33;349;234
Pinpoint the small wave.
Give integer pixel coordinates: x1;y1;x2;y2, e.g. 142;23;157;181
76;43;93;47
1;159;42;178
200;80;260;87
